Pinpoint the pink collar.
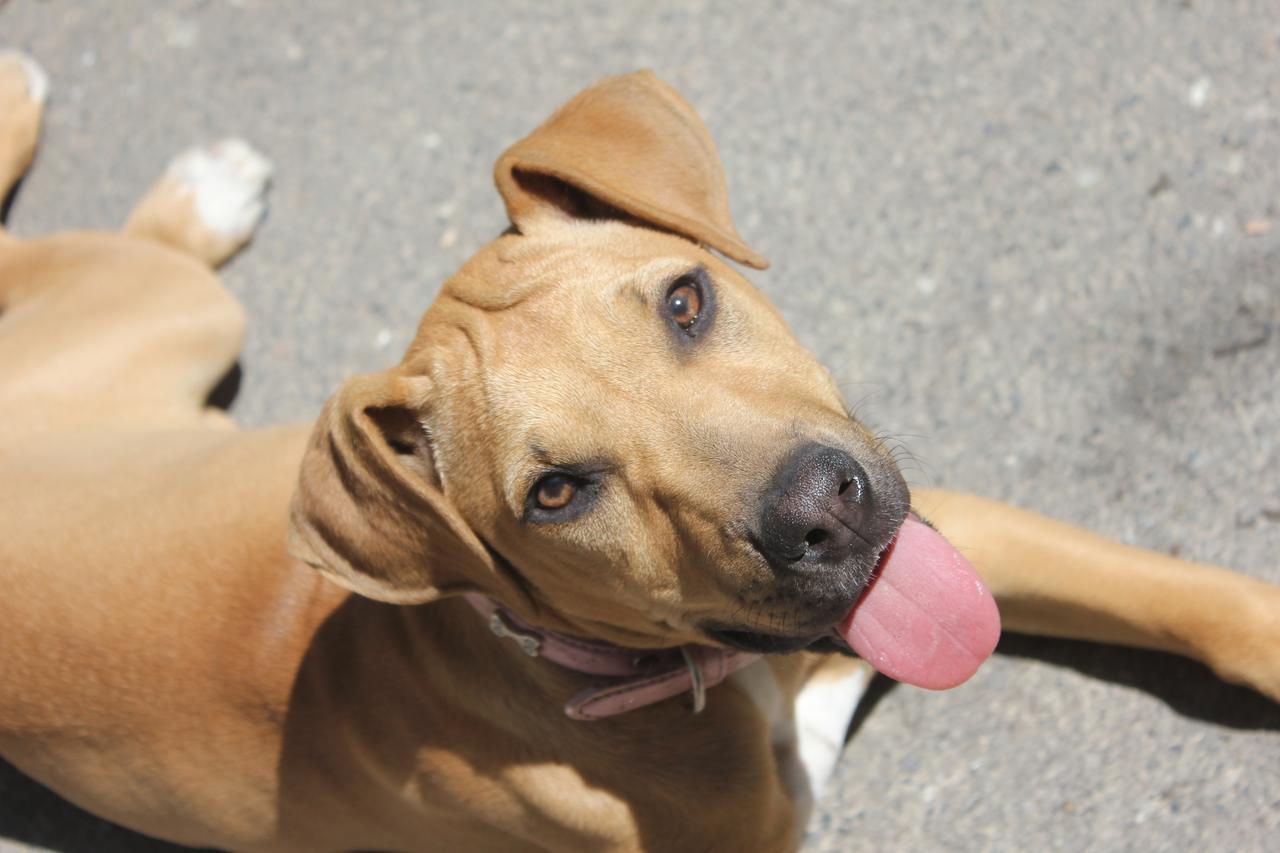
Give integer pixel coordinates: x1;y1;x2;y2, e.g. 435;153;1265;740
464;594;759;721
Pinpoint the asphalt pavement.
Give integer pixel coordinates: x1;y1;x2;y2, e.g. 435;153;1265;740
2;1;1278;850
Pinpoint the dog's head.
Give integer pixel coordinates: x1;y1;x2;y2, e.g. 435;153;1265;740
289;72;911;654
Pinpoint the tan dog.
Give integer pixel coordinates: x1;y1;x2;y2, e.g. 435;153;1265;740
1;54;1278;852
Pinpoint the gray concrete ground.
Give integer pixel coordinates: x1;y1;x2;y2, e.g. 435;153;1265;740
2;0;1278;850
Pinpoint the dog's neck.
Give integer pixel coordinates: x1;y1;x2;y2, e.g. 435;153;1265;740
463;594;759;720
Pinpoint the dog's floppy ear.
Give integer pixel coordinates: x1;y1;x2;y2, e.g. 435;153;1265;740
288;370;513;605
494;70;769;270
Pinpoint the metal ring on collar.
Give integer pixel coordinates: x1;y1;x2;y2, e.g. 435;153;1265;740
680;646;706;714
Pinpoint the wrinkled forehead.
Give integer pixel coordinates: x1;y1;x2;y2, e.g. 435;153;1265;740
435;224;739;401
442;225;698;425
444;220;705;312
431;216;807;373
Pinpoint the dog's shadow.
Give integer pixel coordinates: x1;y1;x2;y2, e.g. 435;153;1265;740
0;758;208;852
204;362;243;413
994;634;1280;729
1;638;1276;853
846;634;1280;745
1;175;21;227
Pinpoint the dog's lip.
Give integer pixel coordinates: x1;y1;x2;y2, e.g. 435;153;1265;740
701;627;826;654
701;521;903;654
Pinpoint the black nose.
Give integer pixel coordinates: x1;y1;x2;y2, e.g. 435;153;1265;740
758;444;874;570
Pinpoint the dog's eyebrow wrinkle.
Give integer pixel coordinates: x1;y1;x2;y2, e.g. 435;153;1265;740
619;280;655;309
449;286;540;313
503;445;555;506
447;240;586;310
444;261;558;311
513;449;620;500
612;259;695;308
438;313;490;374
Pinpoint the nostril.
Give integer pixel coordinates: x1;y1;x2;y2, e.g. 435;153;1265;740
804;529;829;547
840;466;869;506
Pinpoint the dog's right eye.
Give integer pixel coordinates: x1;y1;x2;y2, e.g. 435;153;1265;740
525;470;598;523
663;267;714;340
667;282;701;329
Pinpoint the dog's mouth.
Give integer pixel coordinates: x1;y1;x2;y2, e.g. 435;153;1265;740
703;627;826;654
705;516;1003;690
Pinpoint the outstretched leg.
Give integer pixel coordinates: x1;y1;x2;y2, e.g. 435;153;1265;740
124;138;272;268
0;134;271;438
0;51;48;241
914;488;1280;702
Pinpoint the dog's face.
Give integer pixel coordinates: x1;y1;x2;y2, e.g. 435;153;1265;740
417;222;908;650
289;72;908;652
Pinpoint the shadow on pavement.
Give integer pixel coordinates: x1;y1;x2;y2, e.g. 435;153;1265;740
0;759;207;852
996;634;1280;731
844;633;1280;748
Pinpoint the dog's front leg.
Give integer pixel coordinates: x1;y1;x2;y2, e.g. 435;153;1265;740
913;489;1280;702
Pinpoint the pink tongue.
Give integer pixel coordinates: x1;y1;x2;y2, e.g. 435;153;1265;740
839;517;1000;690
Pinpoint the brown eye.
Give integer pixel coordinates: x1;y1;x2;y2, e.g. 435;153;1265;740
667;282;702;329
535;474;576;510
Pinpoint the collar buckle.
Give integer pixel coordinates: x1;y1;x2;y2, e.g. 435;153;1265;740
680;646;707;713
488;611;543;657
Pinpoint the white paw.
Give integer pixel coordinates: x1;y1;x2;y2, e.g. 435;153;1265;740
0;50;50;104
793;662;873;801
729;657;874;828
167;138;273;241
